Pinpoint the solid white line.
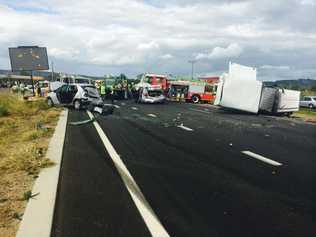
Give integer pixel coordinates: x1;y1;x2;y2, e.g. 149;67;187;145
87;111;169;237
177;124;194;131
147;113;157;118
241;151;283;166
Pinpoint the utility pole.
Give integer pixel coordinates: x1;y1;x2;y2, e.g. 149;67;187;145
188;60;197;80
51;61;54;81
30;70;35;96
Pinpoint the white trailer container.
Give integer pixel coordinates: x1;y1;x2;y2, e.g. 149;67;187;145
275;89;300;113
215;63;263;113
215;62;300;115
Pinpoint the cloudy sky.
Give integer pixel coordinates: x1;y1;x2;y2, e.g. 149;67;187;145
0;0;315;80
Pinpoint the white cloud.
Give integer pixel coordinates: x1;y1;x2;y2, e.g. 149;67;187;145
260;65;291;70
0;0;315;79
195;43;243;60
160;54;173;60
300;0;316;5
137;41;160;50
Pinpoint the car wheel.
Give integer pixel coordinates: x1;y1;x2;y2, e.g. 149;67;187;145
308;104;314;109
47;98;53;107
74;100;81;110
192;95;200;104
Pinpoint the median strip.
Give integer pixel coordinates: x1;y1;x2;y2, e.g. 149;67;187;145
241;151;282;166
87;111;169;237
16;109;68;237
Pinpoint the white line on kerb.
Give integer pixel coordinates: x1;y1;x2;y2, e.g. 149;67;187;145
147;113;157;118
241;151;282;166
87;111;169;237
177;124;194;131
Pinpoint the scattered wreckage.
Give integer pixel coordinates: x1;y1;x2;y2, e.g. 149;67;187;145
214;63;300;116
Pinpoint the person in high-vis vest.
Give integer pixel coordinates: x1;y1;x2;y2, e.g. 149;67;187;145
100;82;106;101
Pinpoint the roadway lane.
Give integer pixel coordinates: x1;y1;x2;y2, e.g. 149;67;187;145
96;100;316;237
51;110;151;237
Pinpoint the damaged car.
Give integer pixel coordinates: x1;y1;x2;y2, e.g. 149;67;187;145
47;83;105;111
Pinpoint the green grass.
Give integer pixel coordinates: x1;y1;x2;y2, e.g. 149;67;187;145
294;108;316;122
0;93;50;118
0;92;62;236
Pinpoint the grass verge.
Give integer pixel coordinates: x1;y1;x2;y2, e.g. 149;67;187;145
294;108;316;123
0;92;62;237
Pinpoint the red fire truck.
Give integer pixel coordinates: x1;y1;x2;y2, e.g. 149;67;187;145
135;73;168;91
168;81;217;103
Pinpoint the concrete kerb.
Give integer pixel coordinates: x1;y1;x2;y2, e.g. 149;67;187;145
16;109;68;237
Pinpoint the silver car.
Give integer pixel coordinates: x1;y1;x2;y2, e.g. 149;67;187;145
299;96;316;109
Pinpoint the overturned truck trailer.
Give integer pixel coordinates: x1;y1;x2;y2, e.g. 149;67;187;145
214;63;300;115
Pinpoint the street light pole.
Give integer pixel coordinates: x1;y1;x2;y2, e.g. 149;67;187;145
51;61;54;81
188;60;197;80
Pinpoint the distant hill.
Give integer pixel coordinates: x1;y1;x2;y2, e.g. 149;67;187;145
263;79;316;90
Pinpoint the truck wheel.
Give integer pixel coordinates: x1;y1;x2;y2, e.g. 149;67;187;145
47;98;53;107
74;100;81;110
192;95;200;104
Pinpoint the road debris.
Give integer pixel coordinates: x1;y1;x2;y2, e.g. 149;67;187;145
147;114;157;118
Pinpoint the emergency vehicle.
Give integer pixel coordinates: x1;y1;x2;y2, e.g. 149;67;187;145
168;80;217;103
135;73;168;91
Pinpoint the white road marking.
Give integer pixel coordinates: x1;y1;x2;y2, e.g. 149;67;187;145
87;111;169;237
121;102;126;106
177;124;194;131
103;103;120;109
147;113;157;118
189;108;210;114
241;151;283;166
131;107;138;110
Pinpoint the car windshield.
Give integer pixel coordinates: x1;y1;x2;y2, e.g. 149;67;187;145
82;86;100;98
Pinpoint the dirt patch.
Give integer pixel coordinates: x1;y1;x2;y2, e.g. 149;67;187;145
294;109;316;123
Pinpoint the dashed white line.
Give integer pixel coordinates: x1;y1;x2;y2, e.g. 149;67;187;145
87;111;169;237
241;151;282;166
131;107;138;110
177;124;194;131
147;113;157;118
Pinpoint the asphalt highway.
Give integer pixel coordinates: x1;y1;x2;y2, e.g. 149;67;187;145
52;100;316;237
